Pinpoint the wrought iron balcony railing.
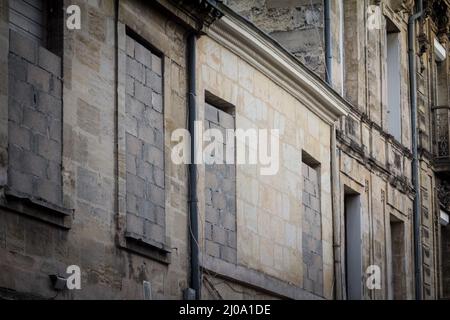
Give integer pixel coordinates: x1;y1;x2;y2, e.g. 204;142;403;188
434;106;450;164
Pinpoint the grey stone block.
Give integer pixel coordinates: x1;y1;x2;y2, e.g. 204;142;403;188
125;76;134;95
9;122;31;150
49;76;62;98
206;240;220;258
9;30;37;63
126;56;144;83
126;173;145;198
23;108;48;136
153;166;164;188
221;246;237;264
152;54;162;76
152;92;163;112
205;222;213;240
36;178;61;204
221;213;236;231
205;204;219;224
8;168;33;195
38;47;61;77
27;63;51;92
143;144;164;169
137;122;155;145
155;206;165;226
227;231;237;248
38;91;62;119
145;221;164;244
126;153;137;175
149;185;165;208
145;105;163;131
21;151;48;177
212;191;226;210
37;135;61;162
212;225;226;244
127;213;144;236
126;133;142;157
126;36;135;57
134;81;152;105
136;160;154;182
126;193;137;214
9;54;27;82
205;103;218;123
48;119;61;143
135;42;152;67
218;109;235;129
46;161;61;182
146;70;162;94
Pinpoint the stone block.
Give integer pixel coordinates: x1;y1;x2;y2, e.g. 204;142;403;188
135;42;152;67
9;122;31;150
126;56;145;83
8;168;33;195
205;103;218;123
221;246;237;264
36;178;61;204
8;54;27;82
23;108;48;136
149;185;165;208
206;240;220;258
37;135;61;162
27;64;51;92
127;213;144;235
152;54;162;76
9;30;37;63
38;47;61;77
152;92;163;112
146;69;162;94
38;91;62;119
134;81;152;105
212;225;226;244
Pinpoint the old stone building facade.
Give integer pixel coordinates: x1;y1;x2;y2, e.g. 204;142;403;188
0;0;448;300
226;0;450;300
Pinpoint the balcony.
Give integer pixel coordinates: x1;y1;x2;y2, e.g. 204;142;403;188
434;106;450;173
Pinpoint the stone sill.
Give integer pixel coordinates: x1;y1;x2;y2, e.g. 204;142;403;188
200;254;323;300
124;232;172;265
0;187;73;229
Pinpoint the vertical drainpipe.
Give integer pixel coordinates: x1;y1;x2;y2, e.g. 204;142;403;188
187;32;201;299
324;0;343;299
408;0;423;300
324;0;333;86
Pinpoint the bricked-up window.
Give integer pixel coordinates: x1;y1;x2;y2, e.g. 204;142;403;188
301;152;323;296
204;97;237;264
7;0;63;206
124;33;166;248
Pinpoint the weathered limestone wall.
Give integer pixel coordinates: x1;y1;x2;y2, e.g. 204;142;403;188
225;0;326;79
0;0;191;299
197;35;334;299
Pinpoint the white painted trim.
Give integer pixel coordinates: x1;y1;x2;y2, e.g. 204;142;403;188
207;15;349;124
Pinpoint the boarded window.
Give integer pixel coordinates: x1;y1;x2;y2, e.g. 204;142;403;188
302;153;323;296
7;0;63;206
124;34;166;248
204;99;237;264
